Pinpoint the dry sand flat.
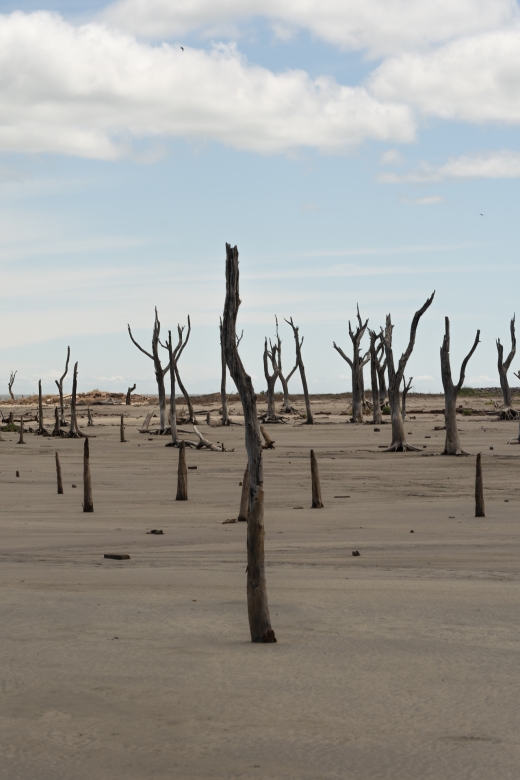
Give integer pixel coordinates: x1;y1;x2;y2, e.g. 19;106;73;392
1;395;520;780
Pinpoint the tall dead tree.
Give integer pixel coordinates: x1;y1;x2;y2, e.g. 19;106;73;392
496;315;517;419
381;293;435;451
36;380;48;435
8;371;16;400
172;316;197;424
334;306;370;423
368;330;382;425
128;309;170;432
220;320;242;426
401;376;413;419
285;316;313;425
440;317;480;456
263;338;280;420
377;345;388;408
222;243;276;643
162;320;191;446
67;362;84;438
273;316;298;414
55;347;70;426
126;384;136;405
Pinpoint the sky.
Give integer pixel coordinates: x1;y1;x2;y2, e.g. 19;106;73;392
1;0;520;397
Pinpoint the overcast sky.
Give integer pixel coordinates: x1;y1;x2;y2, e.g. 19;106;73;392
1;0;520;396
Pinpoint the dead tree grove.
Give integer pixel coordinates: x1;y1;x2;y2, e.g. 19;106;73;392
381;292;435;451
496;315;517;419
440;317;480;455
285;316;313;424
333;305;369;423
128;309;170;432
55;346;70;425
222;243;276;643
274;316;298;414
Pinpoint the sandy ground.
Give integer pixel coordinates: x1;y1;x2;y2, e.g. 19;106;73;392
1;396;519;780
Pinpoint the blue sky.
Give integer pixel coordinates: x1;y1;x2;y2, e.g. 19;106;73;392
1;0;520;397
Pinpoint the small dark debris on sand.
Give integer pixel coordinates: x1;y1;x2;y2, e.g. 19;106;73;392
104;554;131;560
352;550;361;557
147;529;164;534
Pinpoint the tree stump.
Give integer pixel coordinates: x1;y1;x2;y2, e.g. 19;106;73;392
55;452;64;494
83;438;94;512
475;453;485;517
17;417;25;445
120;415;127;442
176;441;188;500
310;449;324;508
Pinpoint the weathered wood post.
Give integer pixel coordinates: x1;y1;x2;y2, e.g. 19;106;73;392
260;425;275;449
37;380;47;435
120;415;127;442
126;383;137;405
17;416;25;445
222;243;276;642
475;453;485;517
87;408;94;427
176;440;188;500
310;449;324;508
55;451;64;494
238;464;249;522
83;438;94;512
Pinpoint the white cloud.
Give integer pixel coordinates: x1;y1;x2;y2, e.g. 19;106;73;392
0;12;414;160
415;375;435;380
102;0;517;57
468;375;498;383
380;149;404;166
403;195;445;205
371;26;520;123
380;151;520;182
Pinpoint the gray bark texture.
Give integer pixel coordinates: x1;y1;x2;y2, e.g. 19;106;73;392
368;330;383;425
37;380;48;435
222;243;276;643
382;292;435;451
8;370;16;400
285;317;313;424
263;338;280;419
333;305;369;423
310;449;324;508
475;453;485;517
120;415;127;443
496;315;517;417
126;384;136;405
83;438;94;512
440;316;480;455
238;465;249;522
67;362;85;438
55;451;64;494
220;318;230;426
176;441;188;500
128;309;170;432
55;347;70;425
401;376;413;419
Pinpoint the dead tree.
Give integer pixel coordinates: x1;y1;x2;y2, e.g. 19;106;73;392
128;309;170;432
333;306;370;423
83;438;94;512
262;338;280;420
36;380;48;435
161;320;191;445
220;320;243;426
55;452;64;494
368;330;382;425
87;408;94;427
377;347;388;409
260;425;275;449
222;243;276;643
381;293;435;451
440;317;480;456
401;376;413;419
126;384;137;405
8;370;16;400
475;453;485;517
17;416;24;444
176;441;188;500
310;449;324;508
273;316;298;414
120;415;127;442
55;347;70;426
67;362;84;438
52;407;66;437
285;316;313;425
496;315;518;419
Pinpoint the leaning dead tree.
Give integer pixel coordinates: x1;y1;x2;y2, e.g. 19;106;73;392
285;316;313;424
172;316;197;424
8;371;16;400
222;243;276;643
36;380;48;436
262;338;280;421
55;346;70;425
333;305;369;423
126;384;136;405
496;315;517;419
440;316;480;456
162;320;191;446
274;316;298;414
401;376;413;419
368;330;382;425
381;292;435;451
128;309;170;433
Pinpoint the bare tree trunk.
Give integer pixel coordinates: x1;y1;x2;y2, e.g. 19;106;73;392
222;243;276;643
87;408;94;427
55;347;70;426
238;465;250;522
67;362;84;438
441;317;480;455
333;306;370;423
52;406;63;437
8;370;17;400
17;416;25;444
175;365;196;424
496;315;517;418
369;330;382;425
37;380;48;435
176;440;188;500
55;451;64;494
120;415;127;442
263;338;280;420
260;425;275;449
220;318;230;426
382;293;435;451
378;360;388;408
140;410;155;432
401;376;413;419
274;316;297;414
126;383;137;405
83;438;94;512
128;309;171;433
475;453;485;517
285;317;313;425
310;449;324;508
162;320;192;441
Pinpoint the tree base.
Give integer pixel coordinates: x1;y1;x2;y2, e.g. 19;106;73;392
496;407;519;420
441;448;470;456
383;440;421;452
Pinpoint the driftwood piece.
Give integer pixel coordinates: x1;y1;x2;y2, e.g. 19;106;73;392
55;346;70;425
475;453;485;517
55;451;64;494
17;417;25;444
441;317;480;456
8;370;16;400
310;449;324;508
176;440;188;500
140;410;155;433
83;438;94;512
260;426;275;449
238;465;249;522
126;383;137;405
222;243;276;643
285;316;313;424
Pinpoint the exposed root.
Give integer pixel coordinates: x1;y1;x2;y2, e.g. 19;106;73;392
441;449;470;456
382;441;422;452
507;437;520;444
496;407;519;420
258;413;287;423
